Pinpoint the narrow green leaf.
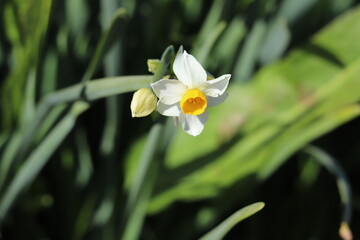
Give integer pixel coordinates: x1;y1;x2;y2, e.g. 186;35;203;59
278;0;319;24
211;17;246;72
66;0;88;35
34;104;67;143
0;133;22;192
91;3;125;239
199;202;265;240
41;50;58;96
21;67;36;128
0;133;8;152
196;0;226;47
193;21;227;66
85;75;152;100
259;17;291;65
81;8;127;82
233;20;267;82
330;0;353;15
99;0;124;155
75;128;93;188
122;122;165;240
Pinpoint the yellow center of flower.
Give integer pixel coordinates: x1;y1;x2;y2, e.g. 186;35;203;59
180;89;207;115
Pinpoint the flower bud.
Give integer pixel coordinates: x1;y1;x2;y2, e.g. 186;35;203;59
130;88;157;117
147;59;161;74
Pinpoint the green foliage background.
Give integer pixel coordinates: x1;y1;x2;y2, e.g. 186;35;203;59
0;0;360;239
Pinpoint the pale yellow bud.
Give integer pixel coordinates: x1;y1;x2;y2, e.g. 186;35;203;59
147;59;161;73
130;88;157;117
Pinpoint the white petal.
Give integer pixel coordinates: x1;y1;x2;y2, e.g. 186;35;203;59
173;51;207;88
179;111;208;136
157;101;180;117
151;79;187;105
201;74;231;97
207;92;228;107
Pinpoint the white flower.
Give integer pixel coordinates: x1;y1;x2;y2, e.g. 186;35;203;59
151;51;231;136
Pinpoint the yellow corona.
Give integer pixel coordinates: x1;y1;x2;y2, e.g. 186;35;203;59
180;89;207;115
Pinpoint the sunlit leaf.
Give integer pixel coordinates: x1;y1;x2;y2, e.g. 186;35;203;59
199;202;265;240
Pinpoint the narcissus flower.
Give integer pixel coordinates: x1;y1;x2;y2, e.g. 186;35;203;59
151;51;231;136
130;88;157;117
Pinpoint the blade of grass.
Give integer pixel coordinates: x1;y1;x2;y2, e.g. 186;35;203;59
21;67;36;128
196;0;226;46
41;49;58;96
75;128;93;188
199;202;265;240
233;20;266;82
0;133;22;193
258;17;291;65
278;0;319;24
81;8;127;82
211;16;246;72
0;133;9;152
121;121;165;240
192;21;227;66
99;0;124;156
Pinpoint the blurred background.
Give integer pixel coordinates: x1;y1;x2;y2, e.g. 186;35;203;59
1;0;360;239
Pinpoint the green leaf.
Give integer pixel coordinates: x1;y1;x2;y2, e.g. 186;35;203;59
121;122;165;240
75;128;93;188
259;17;291;65
41;50;59;96
278;0;319;24
211;17;246;72
233;20;267;82
199;202;265;240
66;0;88;35
192;21;226;66
81;8;127;82
195;0;226;49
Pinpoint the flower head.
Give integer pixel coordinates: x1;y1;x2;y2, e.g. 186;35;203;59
151;51;231;136
130;88;157;117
